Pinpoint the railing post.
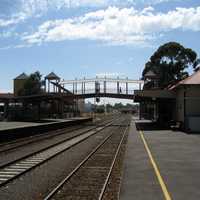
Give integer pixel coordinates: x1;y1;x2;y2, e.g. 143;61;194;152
104;76;106;94
95;76;98;94
44;78;46;93
117;76;119;94
126;77;128;94
83;77;86;94
62;83;65;93
48;80;50;93
75;78;77;94
53;82;55;93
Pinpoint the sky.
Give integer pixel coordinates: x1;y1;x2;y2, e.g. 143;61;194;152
0;0;200;103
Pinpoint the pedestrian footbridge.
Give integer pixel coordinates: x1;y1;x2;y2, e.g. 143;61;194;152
55;77;144;99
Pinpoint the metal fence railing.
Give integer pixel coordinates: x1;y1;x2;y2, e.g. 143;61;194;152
67;89;135;95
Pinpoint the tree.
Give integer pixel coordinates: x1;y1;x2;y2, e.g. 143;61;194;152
113;103;123;110
18;71;43;96
142;42;200;89
106;103;113;112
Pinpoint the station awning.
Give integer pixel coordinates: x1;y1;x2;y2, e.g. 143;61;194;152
134;89;175;102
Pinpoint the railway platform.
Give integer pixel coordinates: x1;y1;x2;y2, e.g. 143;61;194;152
120;118;163;200
120;117;200;200
0;117;92;142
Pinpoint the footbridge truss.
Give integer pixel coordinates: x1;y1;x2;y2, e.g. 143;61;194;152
58;77;144;100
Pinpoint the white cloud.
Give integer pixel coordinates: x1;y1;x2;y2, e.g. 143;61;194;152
19;0;183;12
0;44;32;50
0;0;184;28
0;31;19;39
0;12;27;27
22;6;200;46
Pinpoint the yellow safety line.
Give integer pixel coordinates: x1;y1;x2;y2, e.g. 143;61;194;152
139;131;172;200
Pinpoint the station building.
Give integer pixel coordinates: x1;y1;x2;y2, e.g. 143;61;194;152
134;69;200;132
0;72;82;121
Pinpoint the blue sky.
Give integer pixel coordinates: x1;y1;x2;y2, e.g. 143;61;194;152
0;0;200;99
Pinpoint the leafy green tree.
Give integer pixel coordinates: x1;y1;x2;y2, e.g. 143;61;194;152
106;104;113;112
96;105;105;113
113;103;123;110
142;42;200;89
18;71;43;96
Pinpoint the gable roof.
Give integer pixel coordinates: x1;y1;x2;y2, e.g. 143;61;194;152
169;70;200;90
14;73;29;80
45;72;60;80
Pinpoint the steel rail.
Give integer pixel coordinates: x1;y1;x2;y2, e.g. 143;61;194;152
98;125;129;200
43;128;117;200
0;117;114;153
0;117;115;159
43;122;129;200
0;125;85;154
0;124;101;169
0;120;116;187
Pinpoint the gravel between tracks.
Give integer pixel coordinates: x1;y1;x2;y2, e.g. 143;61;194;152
50;125;129;200
0;125;84;152
0;125;95;167
102;129;129;200
0;126;117;200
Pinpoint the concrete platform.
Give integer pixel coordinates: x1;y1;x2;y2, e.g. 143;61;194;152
0;118;89;131
0;121;42;131
120;117;200;200
120;118;163;200
0;117;92;142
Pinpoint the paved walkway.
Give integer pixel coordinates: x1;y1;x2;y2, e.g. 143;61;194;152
120;117;200;200
0;121;41;131
0;117;88;131
120;118;163;200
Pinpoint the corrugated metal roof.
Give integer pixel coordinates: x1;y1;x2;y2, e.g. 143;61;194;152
169;70;200;90
14;73;28;80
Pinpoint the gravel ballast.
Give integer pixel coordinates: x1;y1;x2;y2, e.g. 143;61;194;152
0;126;118;200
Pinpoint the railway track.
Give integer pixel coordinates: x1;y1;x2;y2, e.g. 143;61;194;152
0;125;85;153
0;117;121;187
43;119;129;200
0;116;115;154
0;117;119;169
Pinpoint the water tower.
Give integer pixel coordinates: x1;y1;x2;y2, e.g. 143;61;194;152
13;73;29;96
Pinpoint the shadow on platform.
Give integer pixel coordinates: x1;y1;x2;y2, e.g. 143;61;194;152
135;120;170;131
135;120;199;135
